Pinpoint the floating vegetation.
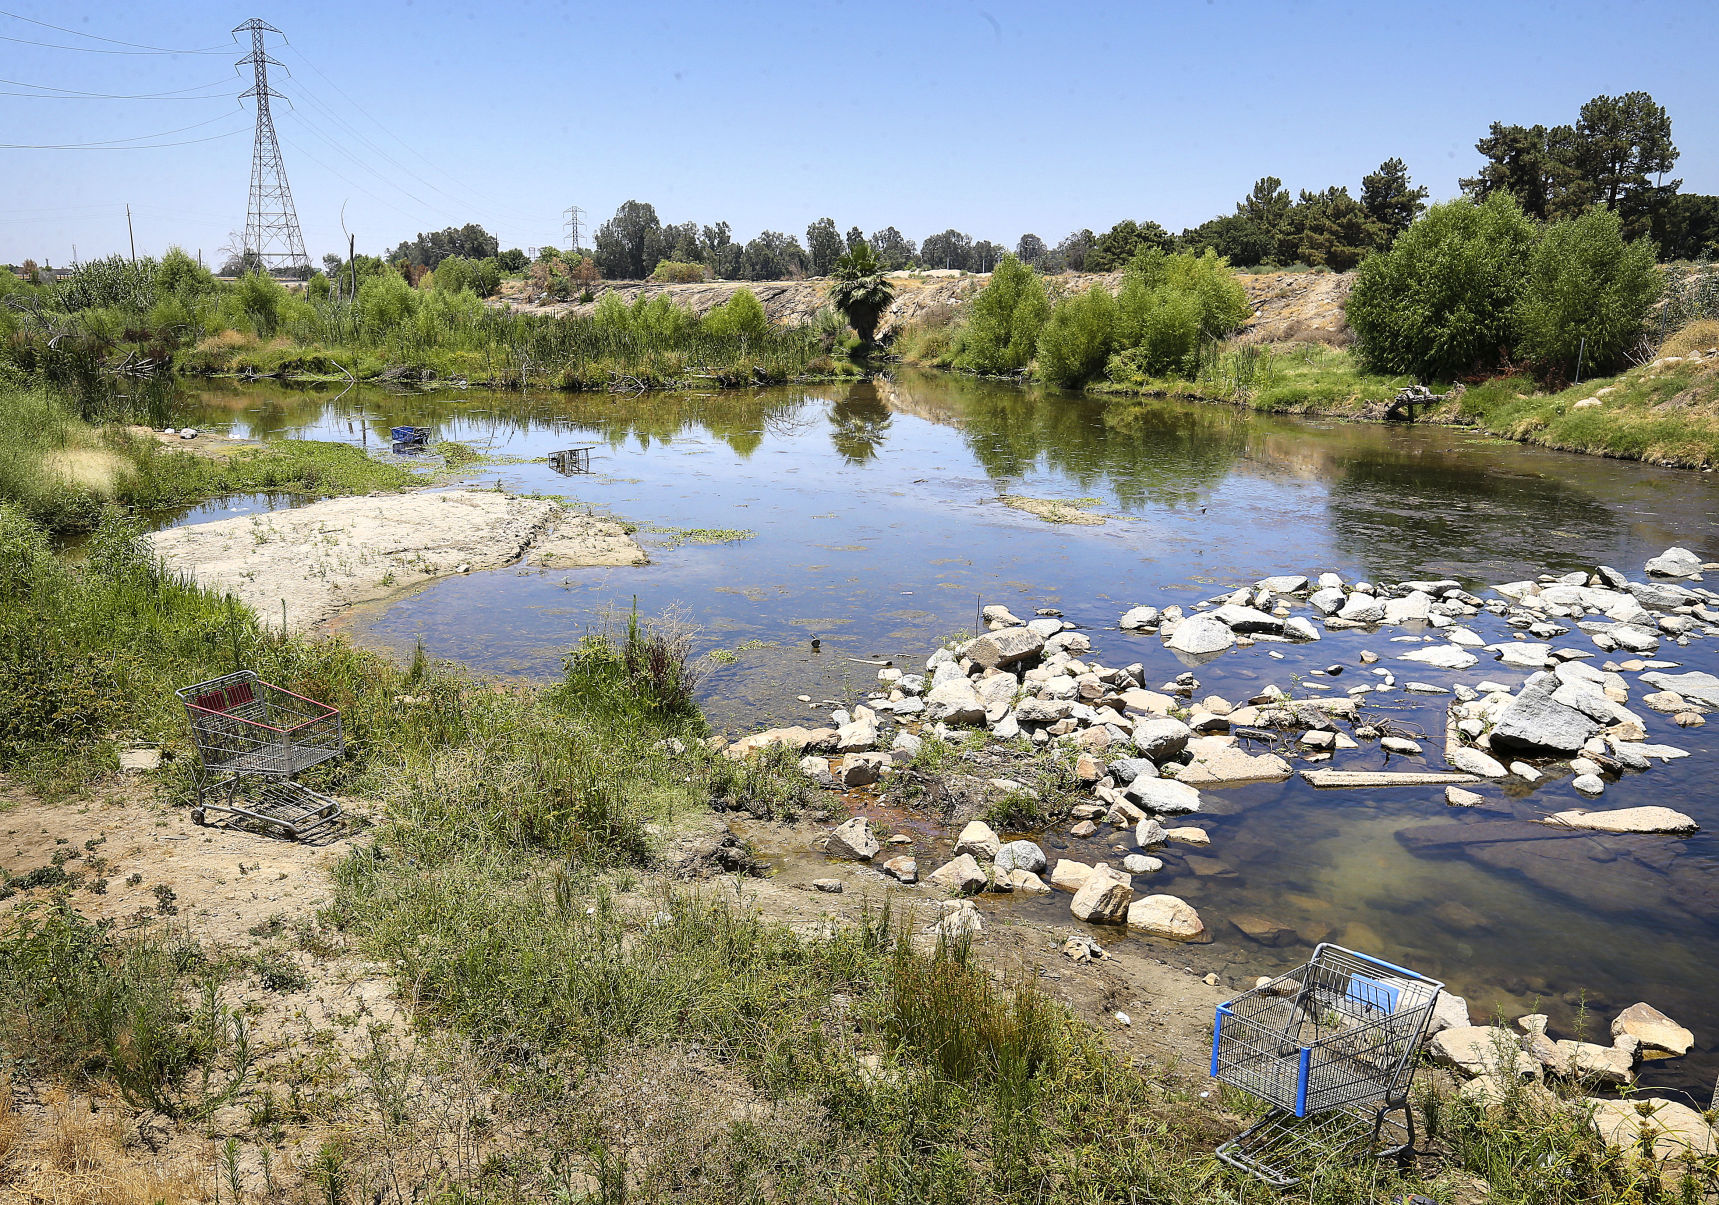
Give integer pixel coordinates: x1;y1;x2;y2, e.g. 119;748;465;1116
644;525;758;548
997;495;1106;526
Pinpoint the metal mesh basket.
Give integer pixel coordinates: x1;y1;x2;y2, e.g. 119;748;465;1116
177;671;343;778
1211;944;1443;1117
1216;1100;1414;1189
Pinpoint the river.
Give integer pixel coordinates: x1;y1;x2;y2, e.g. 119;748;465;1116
167;370;1719;1095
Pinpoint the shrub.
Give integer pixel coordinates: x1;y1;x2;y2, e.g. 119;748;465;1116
1109;248;1249;378
955;255;1049;374
1347;194;1539;380
703;288;768;340
433;256;503;298
231;272;291;337
1036;286;1115;387
650;260;707;284
1515;207;1660;379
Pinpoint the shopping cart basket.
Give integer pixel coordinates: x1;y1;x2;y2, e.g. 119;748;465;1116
177;671;345;838
1210;944;1443;1186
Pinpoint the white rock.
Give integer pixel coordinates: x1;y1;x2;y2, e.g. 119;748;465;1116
954;821;1002;860
1125;894;1208;941
827;817;879;861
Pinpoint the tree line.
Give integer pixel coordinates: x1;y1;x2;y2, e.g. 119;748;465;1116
237;90;1711;292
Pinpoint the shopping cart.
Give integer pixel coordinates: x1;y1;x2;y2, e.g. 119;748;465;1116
1210;944;1444;1187
177;671;345;840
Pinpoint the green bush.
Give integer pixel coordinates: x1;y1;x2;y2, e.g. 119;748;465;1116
233;271;290;338
703;288;768;340
1110;248;1250;377
955;254;1049;374
1347;194;1539;379
432;256;502;298
650;260;707;284
1036;286;1115;387
1515;206;1661;379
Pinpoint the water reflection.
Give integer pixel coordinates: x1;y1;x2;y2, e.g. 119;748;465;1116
166;370;1719;1094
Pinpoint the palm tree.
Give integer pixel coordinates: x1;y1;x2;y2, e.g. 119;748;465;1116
827;243;895;348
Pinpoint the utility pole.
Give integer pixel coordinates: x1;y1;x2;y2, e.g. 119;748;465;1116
126;204;136;264
347;232;356;304
563;205;585;251
235;18;309;275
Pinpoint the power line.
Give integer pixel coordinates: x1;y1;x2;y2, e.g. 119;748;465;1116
0;9;227;53
0;126;246;150
0;110;242;147
0;31;225;54
0;74;234;99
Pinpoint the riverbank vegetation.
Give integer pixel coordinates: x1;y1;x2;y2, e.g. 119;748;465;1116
0;250;841;392
0;350;1707;1199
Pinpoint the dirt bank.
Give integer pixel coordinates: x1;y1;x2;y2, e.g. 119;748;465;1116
492;269;1353;345
145;489;647;632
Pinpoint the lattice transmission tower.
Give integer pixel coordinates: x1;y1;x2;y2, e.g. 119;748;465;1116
235;18;308;274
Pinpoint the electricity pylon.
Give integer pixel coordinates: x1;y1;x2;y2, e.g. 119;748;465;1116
235;18;309;274
563;204;585;251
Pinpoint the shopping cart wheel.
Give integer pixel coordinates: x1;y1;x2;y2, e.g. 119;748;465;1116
191;808;206;826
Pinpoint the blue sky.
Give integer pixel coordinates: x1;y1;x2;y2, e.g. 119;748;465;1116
2;0;1714;265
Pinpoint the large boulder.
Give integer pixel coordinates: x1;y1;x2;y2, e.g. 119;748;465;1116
1490;672;1602;755
1384;591;1433;623
1587;1098;1717;1161
1545;806;1698;834
1337;594;1386;623
1644;546;1703;578
1015;696;1074;724
1309;586;1347;616
1130;717;1192;762
925;678;987;724
1165;615;1236;656
1126;894;1209;941
928;853;987;895
1120;605;1161;630
728;725;838;759
1070;873;1133;923
838;752;891;787
1640;671;1719;709
965;627;1045;670
1176;739;1293;785
1400;645;1478;670
994;839;1047;875
836;708;878;752
1211;604;1283;634
827;817;879;861
1429;1026;1539;1079
1553;1040;1634;1085
974;673;1019;722
954;820;1002;859
1049;859;1096;892
1122;776;1203;814
1611;1002;1695;1056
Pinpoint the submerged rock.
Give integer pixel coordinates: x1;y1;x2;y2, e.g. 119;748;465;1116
1610;1003;1694;1057
1544;806;1698;834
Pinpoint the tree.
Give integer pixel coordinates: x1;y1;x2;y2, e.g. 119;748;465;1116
1515;206;1660;378
1015;233;1048;267
1237;177;1292;235
1360;158;1428;246
845;226;866;254
741;231;806;280
593;201;663;279
920;228;974;271
389;224;498;269
806;218;844;276
1652;193;1719;261
1575;91;1679;237
702;221;733;257
662;221;702;265
1051;229;1095;272
1085;219;1172;272
1346;194;1540;379
868;227;917;272
828;242;895;347
497;248;527;272
957;254;1050;373
1462;93;1680;239
1281;187;1379;271
712;243;745;280
971;241;1005;273
1178;214;1274;267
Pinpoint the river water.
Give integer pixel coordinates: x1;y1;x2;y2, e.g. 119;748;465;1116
170;372;1719;1094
